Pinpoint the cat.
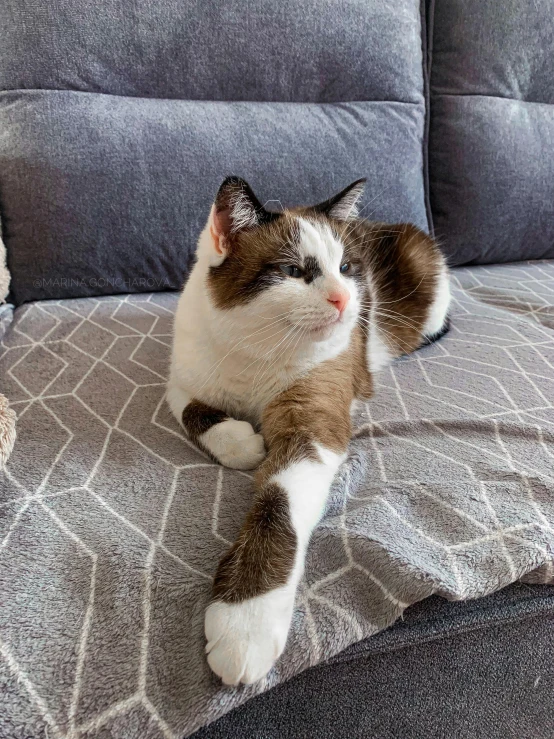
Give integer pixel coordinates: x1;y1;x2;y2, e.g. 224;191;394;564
167;176;450;685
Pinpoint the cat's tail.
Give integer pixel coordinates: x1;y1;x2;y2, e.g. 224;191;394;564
421;314;451;346
421;262;451;343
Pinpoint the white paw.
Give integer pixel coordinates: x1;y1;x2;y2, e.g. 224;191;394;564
202;419;266;470
205;588;294;685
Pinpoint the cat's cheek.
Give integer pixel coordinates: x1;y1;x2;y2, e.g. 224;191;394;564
339;297;360;335
254;283;306;325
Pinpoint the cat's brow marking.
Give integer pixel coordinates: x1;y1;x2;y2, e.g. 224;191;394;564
303;256;322;283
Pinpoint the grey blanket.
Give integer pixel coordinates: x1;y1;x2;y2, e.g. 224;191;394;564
1;262;553;738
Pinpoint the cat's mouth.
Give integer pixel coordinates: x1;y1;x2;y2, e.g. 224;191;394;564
303;316;342;334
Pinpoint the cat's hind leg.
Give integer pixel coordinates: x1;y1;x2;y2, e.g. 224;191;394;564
166;384;266;470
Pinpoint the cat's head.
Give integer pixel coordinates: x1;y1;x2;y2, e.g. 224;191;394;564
199;176;366;346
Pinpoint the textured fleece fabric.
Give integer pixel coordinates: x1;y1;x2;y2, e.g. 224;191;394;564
428;0;554;265
0;261;553;737
0;0;427;304
0;393;16;468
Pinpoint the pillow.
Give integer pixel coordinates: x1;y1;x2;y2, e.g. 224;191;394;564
0;0;429;304
429;0;554;265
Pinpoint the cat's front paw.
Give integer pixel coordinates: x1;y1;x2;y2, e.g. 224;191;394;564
207;419;266;470
205;589;294;685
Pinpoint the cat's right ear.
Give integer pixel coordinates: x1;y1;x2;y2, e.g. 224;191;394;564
313;178;366;221
208;177;267;262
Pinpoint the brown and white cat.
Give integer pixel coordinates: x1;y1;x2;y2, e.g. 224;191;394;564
167;177;450;685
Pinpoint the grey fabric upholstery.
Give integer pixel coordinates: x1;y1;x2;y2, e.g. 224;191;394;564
0;0;424;103
193;587;554;739
429;0;554;265
0;0;428;304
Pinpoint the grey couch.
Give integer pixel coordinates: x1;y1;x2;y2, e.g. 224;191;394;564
1;1;553;737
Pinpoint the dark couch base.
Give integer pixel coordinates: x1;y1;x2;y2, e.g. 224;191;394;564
193;584;554;739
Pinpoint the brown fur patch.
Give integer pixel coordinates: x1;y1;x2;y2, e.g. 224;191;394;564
212;482;297;602
338;220;444;359
181;401;228;459
213;327;372;602
207;215;301;310
256;324;372;485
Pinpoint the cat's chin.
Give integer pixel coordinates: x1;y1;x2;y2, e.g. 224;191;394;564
305;318;346;342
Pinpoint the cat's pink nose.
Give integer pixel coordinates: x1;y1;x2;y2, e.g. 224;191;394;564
327;292;349;315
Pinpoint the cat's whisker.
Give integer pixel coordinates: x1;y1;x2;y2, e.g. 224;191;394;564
356;316;418;354
257;322;308;390
250;321;301;374
375;308;427;324
344;227;404;246
251;322;304;393
373;311;423;331
363;331;414;357
196;317;292;391
238;322;300;378
357;272;430;310
357;299;426;325
257;310;297;321
374;275;429;305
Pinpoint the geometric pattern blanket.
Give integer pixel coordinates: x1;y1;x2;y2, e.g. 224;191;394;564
1;261;553;738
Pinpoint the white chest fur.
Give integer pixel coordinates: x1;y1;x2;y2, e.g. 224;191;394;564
168;260;351;426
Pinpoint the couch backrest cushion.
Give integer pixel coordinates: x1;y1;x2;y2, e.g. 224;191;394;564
0;1;424;104
0;0;429;304
429;0;554;265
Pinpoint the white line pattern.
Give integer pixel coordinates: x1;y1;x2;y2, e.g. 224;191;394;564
0;263;553;736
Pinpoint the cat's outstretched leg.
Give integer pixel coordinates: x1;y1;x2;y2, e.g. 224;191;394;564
205;446;344;685
166;384;266;470
204;373;351;685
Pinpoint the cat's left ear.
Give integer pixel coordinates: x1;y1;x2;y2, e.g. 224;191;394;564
313;178;366;221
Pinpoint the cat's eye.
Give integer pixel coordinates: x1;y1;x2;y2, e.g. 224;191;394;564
340;262;351;274
280;264;304;278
